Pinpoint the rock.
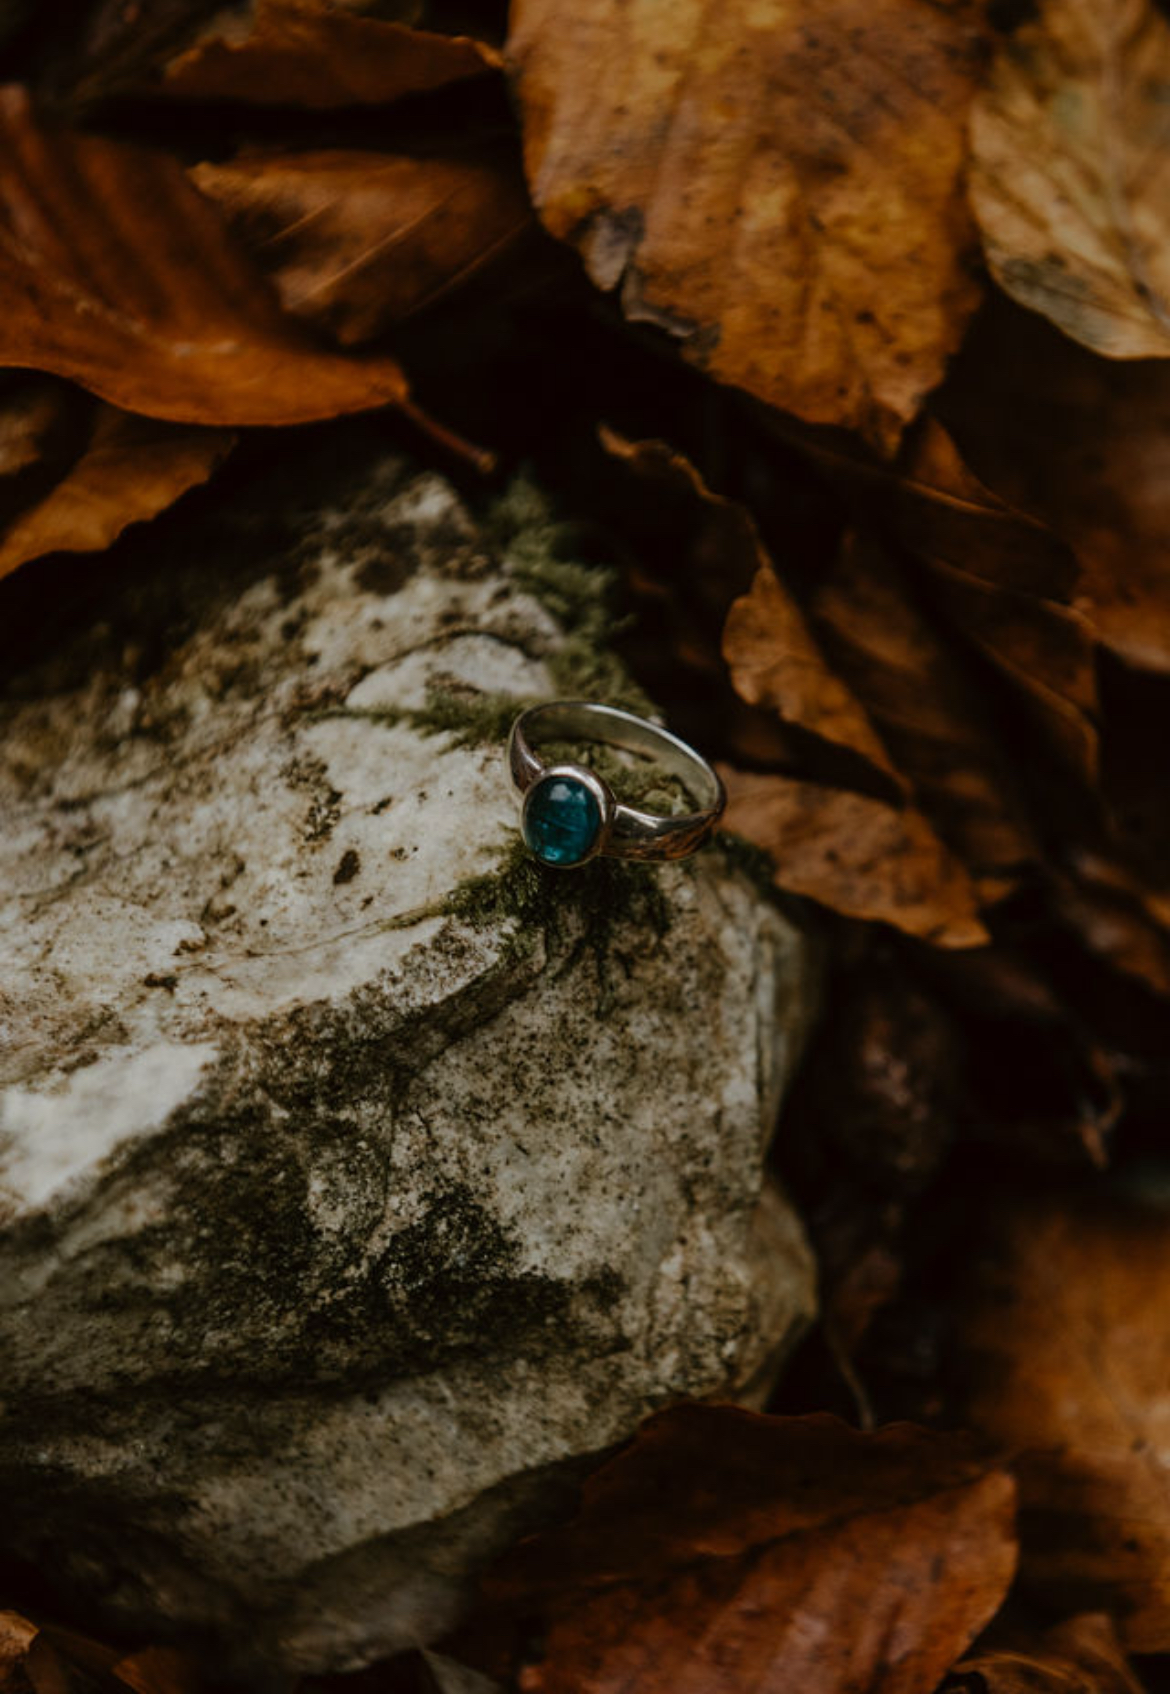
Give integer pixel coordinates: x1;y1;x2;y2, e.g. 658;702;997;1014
0;441;819;1675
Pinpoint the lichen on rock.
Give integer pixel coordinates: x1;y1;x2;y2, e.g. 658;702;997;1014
0;441;818;1675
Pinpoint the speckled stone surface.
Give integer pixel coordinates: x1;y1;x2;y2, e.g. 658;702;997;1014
0;445;819;1675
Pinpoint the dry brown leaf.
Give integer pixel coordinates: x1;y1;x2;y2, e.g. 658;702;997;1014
936;298;1170;675
0;1612;38;1684
0;86;414;428
724;563;903;789
971;0;1170;359
0;1616;123;1694
597;428;771;688
603;432;901;785
1062;846;1170;964
947;1612;1143;1693
901;414;1102;783
508;0;987;452
111;1646;201;1693
486;1404;1017;1694
956;1188;1170;1651
593;432;799;772
722;765;990;947
191;149;533;346
749;405;1101;804
920;941;1126;1169
1050;869;1170;999
156;0;500;108
0;407;232;585
812;530;1040;884
0;377;69;480
781;949;962;1373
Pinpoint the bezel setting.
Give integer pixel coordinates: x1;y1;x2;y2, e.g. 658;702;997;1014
520;763;613;869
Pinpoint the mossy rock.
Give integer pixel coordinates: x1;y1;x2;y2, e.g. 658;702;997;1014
0;444;818;1678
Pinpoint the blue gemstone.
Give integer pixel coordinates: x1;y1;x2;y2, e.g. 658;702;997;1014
523;774;602;867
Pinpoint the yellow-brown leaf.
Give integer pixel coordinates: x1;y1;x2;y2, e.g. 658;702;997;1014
509;0;988;451
971;0;1170;358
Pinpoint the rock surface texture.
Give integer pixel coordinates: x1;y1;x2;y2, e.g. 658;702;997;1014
0;443;818;1674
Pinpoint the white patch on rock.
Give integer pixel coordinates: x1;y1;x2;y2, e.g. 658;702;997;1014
0;1041;216;1218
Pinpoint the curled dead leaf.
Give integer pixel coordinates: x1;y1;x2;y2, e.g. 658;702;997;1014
0;1613;125;1694
0;1611;38;1684
597;428;772;688
936;298;1170;677
956;1187;1170;1650
508;0;988;451
1049;865;1170;1000
191;149;533;346
110;1645;202;1693
971;0;1170;358
605;432;901;786
89;0;501;109
749;404;1102;798
780;949;962;1378
919;941;1127;1169
0;86;412;428
0;406;233;586
722;765;990;948
947;1611;1143;1693
593;431;800;773
486;1403;1017;1694
724;563;902;791
0;377;68;480
901;415;1102;785
811;530;1040;884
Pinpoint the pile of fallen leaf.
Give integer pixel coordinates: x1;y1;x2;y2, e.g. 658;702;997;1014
4;0;1170;1690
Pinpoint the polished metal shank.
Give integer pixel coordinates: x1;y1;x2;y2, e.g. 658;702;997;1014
508;701;726;863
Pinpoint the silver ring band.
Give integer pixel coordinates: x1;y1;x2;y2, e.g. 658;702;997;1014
507;700;726;868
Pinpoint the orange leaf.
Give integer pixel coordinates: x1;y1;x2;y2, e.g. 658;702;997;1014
955;1189;1170;1651
0;405;233;585
0;86;411;428
723;764;989;948
508;0;987;451
191;148;533;346
487;1404;1017;1694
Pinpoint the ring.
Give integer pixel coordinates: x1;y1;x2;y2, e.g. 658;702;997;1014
507;700;726;868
